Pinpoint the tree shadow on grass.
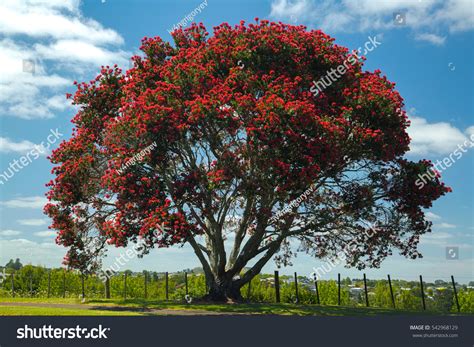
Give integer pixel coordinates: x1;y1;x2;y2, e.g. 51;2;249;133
87;298;450;316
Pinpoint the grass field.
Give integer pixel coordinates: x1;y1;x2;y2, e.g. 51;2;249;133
0;306;141;316
1;297;467;316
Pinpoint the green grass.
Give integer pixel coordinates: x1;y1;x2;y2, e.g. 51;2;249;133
1;297;468;316
0;306;141;316
0;297;84;304
87;298;439;316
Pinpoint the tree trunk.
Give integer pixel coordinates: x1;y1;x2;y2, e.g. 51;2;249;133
203;278;243;302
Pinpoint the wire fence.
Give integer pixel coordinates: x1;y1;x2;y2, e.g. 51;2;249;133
0;266;472;313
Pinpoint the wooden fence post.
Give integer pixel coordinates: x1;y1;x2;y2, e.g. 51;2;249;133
274;271;280;303
247;279;252;300
451;275;460;313
62;270;66;298
10;272;14;297
363;273;369;307
338;273;341;306
185;272;188;296
294;272;299;303
388;274;395;308
419;275;426;310
314;277;320;305
81;274;85;299
144;272;148;299
47;270;51;298
165;272;169;301
105;276;111;299
124;273;127;300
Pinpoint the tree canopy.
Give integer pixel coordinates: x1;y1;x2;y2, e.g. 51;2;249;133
45;21;450;301
5;258;23;271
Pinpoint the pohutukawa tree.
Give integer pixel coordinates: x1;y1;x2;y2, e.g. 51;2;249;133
45;20;450;301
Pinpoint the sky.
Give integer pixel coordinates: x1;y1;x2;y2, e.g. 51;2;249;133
0;0;473;283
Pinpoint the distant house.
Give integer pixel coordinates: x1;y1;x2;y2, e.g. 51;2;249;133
299;278;311;285
260;277;274;283
349;287;363;296
0;269;7;284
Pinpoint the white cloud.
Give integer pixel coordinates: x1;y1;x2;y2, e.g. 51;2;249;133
35;39;129;68
0;237;201;271
414;33;446;45
0;229;22;236
34;230;56;237
0;0;123;44
434;0;474;32
435;222;457;229
425;212;441;221
0;137;48;155
269;0;473;42
0;238;64;268
465;126;474;137
422;231;452;242
0;39;71;119
17;218;47;226
45;94;73;111
407;116;472;156
0;0;128;120
0;196;47;209
421;231;472;250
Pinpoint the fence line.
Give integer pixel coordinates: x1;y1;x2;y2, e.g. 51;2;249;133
0;268;472;312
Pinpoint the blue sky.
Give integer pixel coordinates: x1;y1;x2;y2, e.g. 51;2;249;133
0;0;473;283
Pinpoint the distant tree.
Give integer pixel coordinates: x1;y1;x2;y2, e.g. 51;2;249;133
396;289;421;310
456;289;474;313
313;280;350;305
5;258;23;271
14;258;22;270
430;288;453;312
4;259;13;269
373;281;392;308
